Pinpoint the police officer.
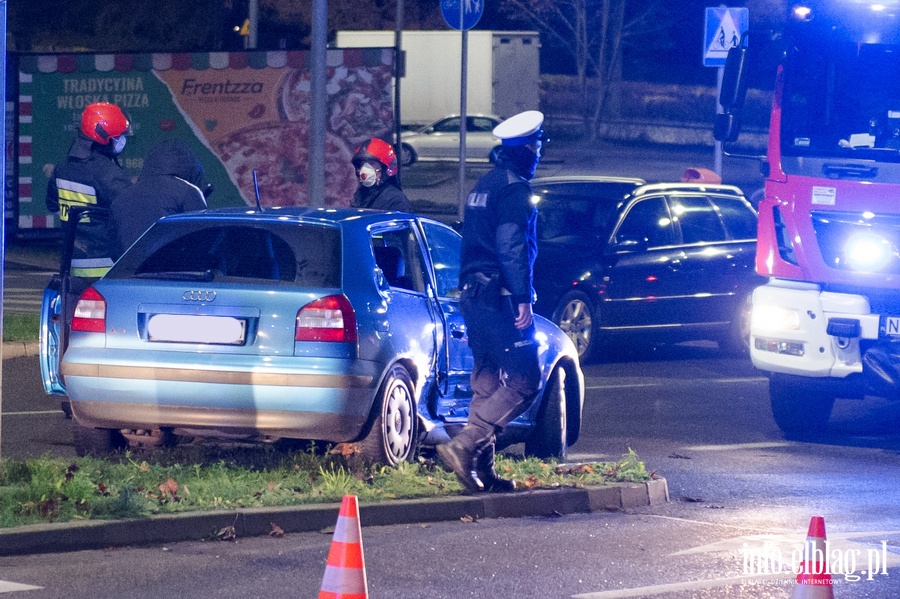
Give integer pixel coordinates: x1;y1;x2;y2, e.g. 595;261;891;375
47;102;132;283
351;138;413;212
436;110;546;493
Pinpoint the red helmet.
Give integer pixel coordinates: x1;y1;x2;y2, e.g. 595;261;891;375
81;102;130;145
353;138;398;177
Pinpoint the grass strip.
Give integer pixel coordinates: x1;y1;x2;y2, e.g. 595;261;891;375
0;445;650;528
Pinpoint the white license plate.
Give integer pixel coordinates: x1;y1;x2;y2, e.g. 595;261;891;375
148;314;246;345
885;316;900;337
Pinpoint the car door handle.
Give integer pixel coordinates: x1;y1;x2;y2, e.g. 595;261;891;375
450;326;466;339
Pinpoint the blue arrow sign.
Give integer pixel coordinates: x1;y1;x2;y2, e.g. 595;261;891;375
441;0;484;31
704;7;748;67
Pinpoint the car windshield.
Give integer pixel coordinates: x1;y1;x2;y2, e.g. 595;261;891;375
533;182;639;243
107;220;342;287
782;41;900;162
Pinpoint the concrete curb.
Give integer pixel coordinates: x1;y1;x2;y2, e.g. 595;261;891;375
2;341;41;360
0;478;668;556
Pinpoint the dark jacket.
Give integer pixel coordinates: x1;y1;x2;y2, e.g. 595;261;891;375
46;134;132;277
109;139;209;258
351;180;413;212
459;154;538;306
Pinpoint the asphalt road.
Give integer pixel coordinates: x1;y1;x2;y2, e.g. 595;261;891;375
3;345;900;597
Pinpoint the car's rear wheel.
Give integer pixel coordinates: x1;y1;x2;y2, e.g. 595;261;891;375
400;143;417;167
358;365;418;466
769;375;835;437
553;291;597;361
525;365;567;460
72;421;126;457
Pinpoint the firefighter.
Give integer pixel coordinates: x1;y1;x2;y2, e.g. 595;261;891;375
436;110;546;493
47;102;133;284
350;138;413;212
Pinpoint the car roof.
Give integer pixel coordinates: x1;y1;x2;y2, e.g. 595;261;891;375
530;177;747;200
158;206;428;227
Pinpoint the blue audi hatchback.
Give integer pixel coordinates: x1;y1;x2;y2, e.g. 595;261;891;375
41;207;583;465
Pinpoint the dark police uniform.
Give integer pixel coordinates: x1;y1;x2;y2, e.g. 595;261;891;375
437;110;545;493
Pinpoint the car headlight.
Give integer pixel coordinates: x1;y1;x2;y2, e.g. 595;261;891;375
751;304;801;332
843;232;894;272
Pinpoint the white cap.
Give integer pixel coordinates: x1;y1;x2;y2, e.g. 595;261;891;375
493;110;545;146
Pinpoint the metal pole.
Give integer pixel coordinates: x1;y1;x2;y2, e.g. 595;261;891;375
0;0;7;458
457;16;468;221
308;0;327;207
248;0;258;50
393;0;404;180
714;66;724;178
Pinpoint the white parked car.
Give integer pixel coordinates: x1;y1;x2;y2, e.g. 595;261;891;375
399;114;503;166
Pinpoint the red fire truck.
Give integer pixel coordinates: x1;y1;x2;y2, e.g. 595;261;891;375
717;1;900;435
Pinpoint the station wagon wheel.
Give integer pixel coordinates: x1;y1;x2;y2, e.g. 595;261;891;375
553;291;597;362
358;365;418;466
72;420;126;457
524;365;567;460
400;143;417;167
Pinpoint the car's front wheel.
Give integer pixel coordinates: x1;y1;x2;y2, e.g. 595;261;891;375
719;291;753;357
400;143;417;167
72;420;126;457
358;365;418;466
553;291;597;361
525;365;567;460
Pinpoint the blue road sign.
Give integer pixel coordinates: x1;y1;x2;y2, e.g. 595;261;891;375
704;7;749;67
441;0;484;31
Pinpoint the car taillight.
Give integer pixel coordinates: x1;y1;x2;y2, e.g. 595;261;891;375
295;294;357;342
71;287;106;333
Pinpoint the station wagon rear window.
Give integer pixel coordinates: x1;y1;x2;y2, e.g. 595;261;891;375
106;221;341;287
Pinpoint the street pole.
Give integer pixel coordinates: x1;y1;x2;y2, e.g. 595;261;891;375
0;0;7;459
456;2;468;221
308;0;327;206
248;0;258;50
393;0;404;181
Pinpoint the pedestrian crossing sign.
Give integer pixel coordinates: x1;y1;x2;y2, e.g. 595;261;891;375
704;7;748;67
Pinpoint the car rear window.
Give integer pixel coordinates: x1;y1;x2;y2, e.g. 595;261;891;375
106;220;341;287
535;182;639;242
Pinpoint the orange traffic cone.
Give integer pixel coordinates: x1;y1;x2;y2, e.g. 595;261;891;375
319;495;369;599
790;516;834;599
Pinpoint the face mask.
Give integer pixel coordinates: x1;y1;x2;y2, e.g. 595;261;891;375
111;136;127;155
358;162;379;187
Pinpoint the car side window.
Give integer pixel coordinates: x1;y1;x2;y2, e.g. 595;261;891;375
421;221;462;298
434;118;460;133
371;225;428;293
469;117;495;132
669;196;728;244
614;197;675;248
710;196;758;241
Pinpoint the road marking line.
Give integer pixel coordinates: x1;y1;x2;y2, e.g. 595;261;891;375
0;580;43;593
2;410;62;416
572;573;791;598
586;377;765;390
683;441;793;451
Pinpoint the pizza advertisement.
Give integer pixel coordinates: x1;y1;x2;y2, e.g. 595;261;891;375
15;49;395;230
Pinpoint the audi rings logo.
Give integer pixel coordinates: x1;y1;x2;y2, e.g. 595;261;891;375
183;290;217;302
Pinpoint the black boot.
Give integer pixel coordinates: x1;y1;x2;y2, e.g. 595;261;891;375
436;439;484;493
475;444;516;493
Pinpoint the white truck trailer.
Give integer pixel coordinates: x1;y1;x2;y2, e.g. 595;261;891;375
335;30;541;126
